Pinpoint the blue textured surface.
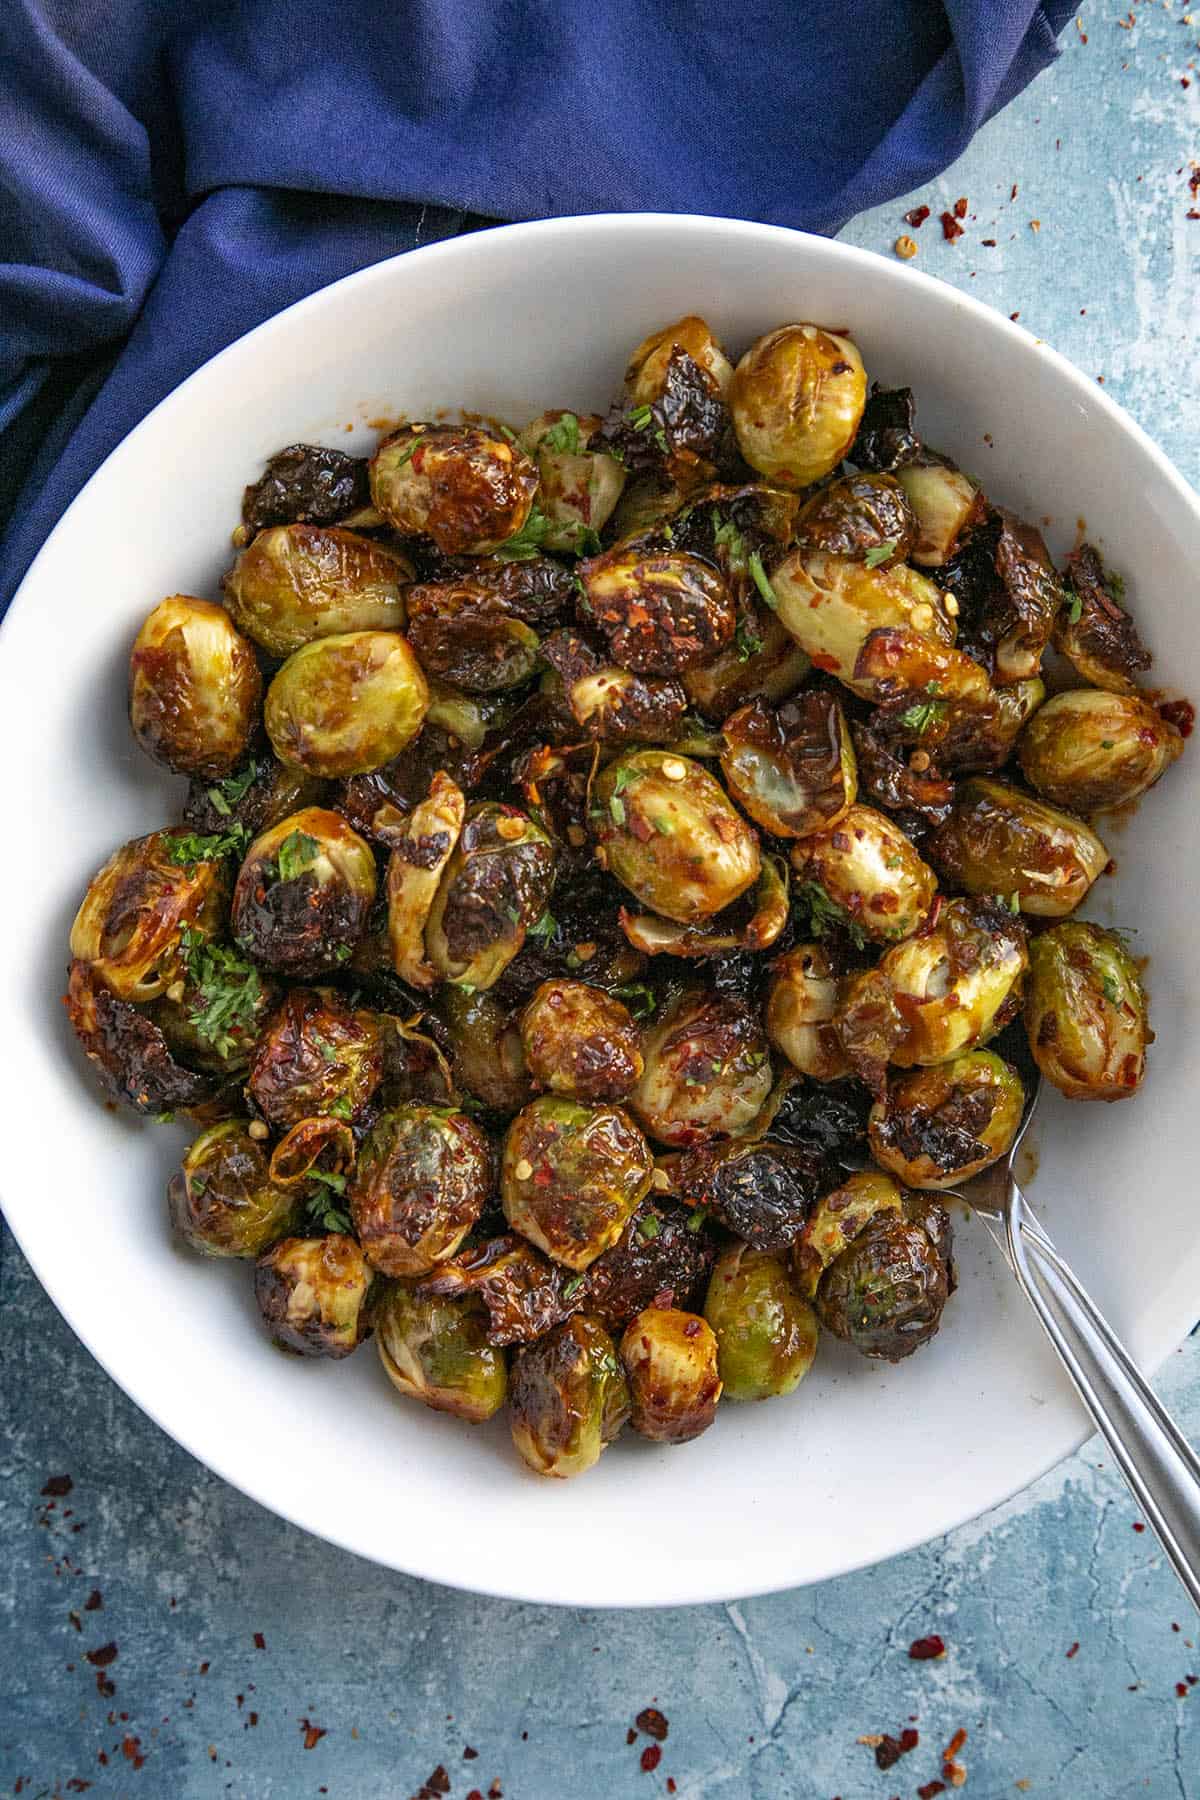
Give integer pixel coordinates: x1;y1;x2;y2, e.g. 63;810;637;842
3;3;1200;1795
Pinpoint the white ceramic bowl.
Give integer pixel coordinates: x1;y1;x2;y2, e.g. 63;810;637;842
3;215;1198;1608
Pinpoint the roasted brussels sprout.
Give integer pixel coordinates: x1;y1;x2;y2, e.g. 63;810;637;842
867;1050;1025;1188
375;1281;507;1420
183;752;330;842
502;1096;654;1271
814;1192;954;1362
1025;922;1150;1101
128;596;262;779
893;461;984;567
580;1197;715;1331
939;676;1045;775
424;802;556;991
618;851;789;961
620;1307;722;1443
232;807;377;977
941;507;1063;684
682;603;812;719
599;324;732;480
405;554;571;692
670;1136;821;1249
70;829;229;1003
580;547;735;675
703;1244;819;1401
791;803;936;944
254;1234;373;1357
541;628;688;745
791;1169;903;1298
852;625;990;708
509;1314;630;1478
246;988;383;1130
264;630;429;777
438;984;534;1114
223;524;410;656
240;443;370;535
926;777;1109;917
419;1233;579;1346
591;750;760;924
148;952;278;1079
765;944;851;1083
383;772;466;991
520;411;626;553
350;1103;491;1277
66;958;216;1114
795;471;917;565
168;1120;296;1258
626;315;734;406
368;423;539;555
1017;689;1183;813
629;986;772;1147
719;690;856;839
267;1115;356;1189
848;384;922;472
1053;544;1151;694
729;324;867;488
770;551;955;695
519;980;644;1102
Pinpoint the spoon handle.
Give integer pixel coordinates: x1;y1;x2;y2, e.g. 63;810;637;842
1005;1182;1200;1615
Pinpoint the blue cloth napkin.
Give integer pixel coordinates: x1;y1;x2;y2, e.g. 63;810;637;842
0;0;1072;609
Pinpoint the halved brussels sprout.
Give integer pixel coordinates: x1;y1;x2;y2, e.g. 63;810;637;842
168;1119;296;1258
629;986;772;1147
790;803;936;944
940;676;1045;774
502;1096;654;1271
765;944;851;1083
254;1234;373;1357
791;1170;904;1299
670;1136;821;1249
795;471;917;565
223;524;410;656
620;1307;722;1443
580;1198;715;1332
267;1116;356;1188
591;750;760;925
351;1103;491;1277
682;604;812;719
375;1281;507;1420
129;596;262;778
66;958;217;1113
815;1192;954;1361
520;411;627;553
419;1233;580;1346
541;629;688;745
183;752;330;843
852;626;991;707
770;551;955;695
580;547;735;675
893;461;984;567
703;1244;819;1401
519;980;644;1102
385;772;466;991
867;1050;1025;1189
942;508;1063;685
509;1314;631;1479
1017;689;1183;813
1025;921;1150;1101
70;829;229;1002
618;852;789;960
149;955;278;1079
231;807;377;977
626;315;734;405
719;690;857;838
247;988;383;1130
1052;544;1150;695
405;554;571;692
424;802;557;991
729;324;867;488
264;630;430;777
438;984;534;1114
926;777;1109;917
368;423;539;555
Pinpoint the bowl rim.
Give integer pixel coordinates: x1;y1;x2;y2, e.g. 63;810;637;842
6;211;1200;1608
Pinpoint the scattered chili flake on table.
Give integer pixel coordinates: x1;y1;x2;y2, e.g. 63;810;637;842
909;1634;947;1660
1010;311;1020;320
1066;1641;1080;1659
464;1746;479;1759
85;1644;118;1669
954;196;968;218
940;212;964;242
905;204;931;228
944;1729;968;1760
636;1707;669;1741
918;1783;946;1800
640;1744;663;1772
1133;1521;1146;1532
943;1760;967;1789
980;237;997;246
626;1727;638;1746
85;1590;102;1611
300;1719;327;1750
42;1474;73;1497
1177;1682;1190;1698
253;1631;266;1649
667;1782;677;1795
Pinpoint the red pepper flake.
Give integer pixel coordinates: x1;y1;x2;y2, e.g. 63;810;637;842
1010;182;1019;199
1177;1682;1189;1698
65;1782;92;1793
900;1728;919;1752
1066;1641;1080;1659
918;1784;946;1800
943;1763;967;1790
464;1746;479;1759
1187;209;1200;220
1133;1521;1146;1532
68;1610;82;1632
85;1643;118;1668
300;1719;327;1750
1188;1674;1198;1686
1160;699;1196;738
953;196;968;218
667;1782;677;1795
253;1631;266;1650
427;1769;451;1796
467;1792;484;1800
874;1736;904;1771
636;1707;669;1741
944;1728;968;1760
198;1660;210;1675
980;237;997;246
626;1727;638;1746
41;1475;73;1497
905;204;931;228
640;1744;662;1773
1182;77;1191;88
1010;311;1020;321
939;212;964;242
95;1672;116;1699
488;1783;503;1800
909;1634;946;1660
249;1712;259;1727
84;1590;103;1611
120;1736;144;1771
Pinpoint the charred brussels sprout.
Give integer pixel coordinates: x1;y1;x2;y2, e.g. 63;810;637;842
375;1281;507;1420
519;980;644;1102
246;988;383;1130
129;596;262;778
1017;689;1183;813
383;770;466;990
264;630;429;777
791;803;936;944
509;1314;631;1479
184;753;330;842
168;1120;296;1258
683;604;812;720
240;443;370;535
66;959;216;1114
795;471;917;565
720;690;856;839
1053;544;1151;695
940;676;1045;775
792;1170;903;1298
405;554;571;692
520;411;626;553
439;984;534;1114
868;1050;1025;1189
770;551;954;695
502;1096;654;1271
541;628;688;744
671;1137;821;1249
620;1307;722;1443
591;750;760;924
815;1192;954;1362
893;461;984;567
625;315;734;406
730;324;867;488
580;547;735;675
351;1103;491;1277
419;1233;580;1346
368;423;539;556
926;777;1109;917
223;524;410;657
232;807;377;977
703;1244;819;1401
1025;922;1150;1101
630;987;772;1147
581;1198;715;1332
765;944;851;1083
70;829;228;1003
424;802;556;991
254;1234;373;1357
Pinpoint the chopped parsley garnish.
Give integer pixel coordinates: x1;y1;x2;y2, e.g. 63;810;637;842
1101;974;1123;1006
390;434;422;468
308;1167;347;1194
166;826;250;867
304;1186;352;1236
864;539;898;569
328;1095;353;1120
153;1110;175;1125
735;615;764;662
792;880;868;950
493;505;552;562
627;403;653;430
179;927;264;1056
527;909;557;942
332;942;354;963
993;891;1022;914
1105;567;1127;604
609;794;626;827
637;1214;661;1241
713;513;749;573
611;982;657;1020
541;412;582;455
686;1207;708;1234
898;699;947;735
312;1032;339;1064
205;763;260;817
747;550;778;611
651;814;673;836
561;1274;586;1300
1065;589;1083;625
569;525;602;556
276;829;321;883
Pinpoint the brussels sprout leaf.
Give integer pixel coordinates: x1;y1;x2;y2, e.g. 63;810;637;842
1065;589;1083;625
527;910;557;942
735;616;764;662
712;513;749;574
205;762;261;817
